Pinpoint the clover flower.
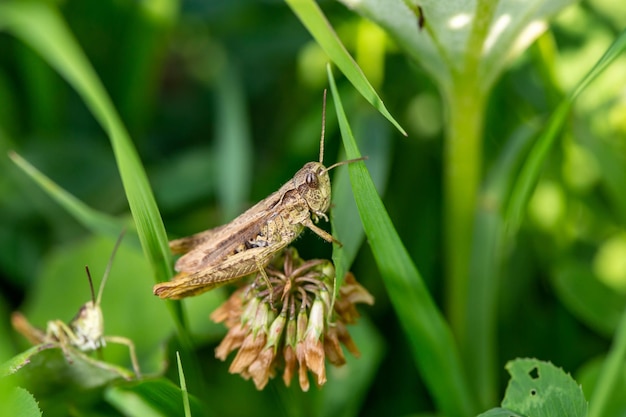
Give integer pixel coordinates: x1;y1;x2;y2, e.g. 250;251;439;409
211;248;374;391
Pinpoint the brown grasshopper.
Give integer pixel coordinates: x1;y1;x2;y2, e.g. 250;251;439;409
12;231;141;378
154;90;363;300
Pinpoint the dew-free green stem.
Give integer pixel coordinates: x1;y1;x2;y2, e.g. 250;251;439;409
443;0;496;405
443;78;486;344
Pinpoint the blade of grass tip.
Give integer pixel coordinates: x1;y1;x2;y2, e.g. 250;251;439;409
8;151;138;248
327;63;477;417
285;0;407;136
505;29;626;236
176;352;192;417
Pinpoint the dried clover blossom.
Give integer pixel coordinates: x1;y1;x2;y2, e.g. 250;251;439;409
210;248;374;391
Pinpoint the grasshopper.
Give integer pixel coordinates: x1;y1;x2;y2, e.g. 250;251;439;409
154;90;363;300
12;231;141;378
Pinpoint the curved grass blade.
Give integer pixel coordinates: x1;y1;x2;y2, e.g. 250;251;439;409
505;29;626;235
285;0;407;136
8;151;135;247
0;1;206;397
328;63;476;417
0;2;171;288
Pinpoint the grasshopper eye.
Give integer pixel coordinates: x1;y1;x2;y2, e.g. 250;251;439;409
305;172;318;188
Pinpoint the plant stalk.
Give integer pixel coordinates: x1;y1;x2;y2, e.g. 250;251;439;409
443;78;486;341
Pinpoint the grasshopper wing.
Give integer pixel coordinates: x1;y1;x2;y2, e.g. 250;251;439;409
169;224;228;255
154;242;288;299
171;189;284;273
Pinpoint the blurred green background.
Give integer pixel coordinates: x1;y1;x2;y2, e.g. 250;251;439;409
1;0;626;416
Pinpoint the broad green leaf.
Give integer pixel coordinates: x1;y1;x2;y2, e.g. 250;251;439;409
0;386;42;417
477;408;524;417
0;345;43;378
502;359;587;417
3;346;133;391
16;235;171;376
328;64;476;417
340;0;576;93
285;0;406;136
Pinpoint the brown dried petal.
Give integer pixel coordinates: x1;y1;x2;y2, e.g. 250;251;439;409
304;334;327;386
282;344;296;387
210;289;244;327
340;272;375;305
248;347;276;390
336;321;361;358
215;323;249;361
296;341;309;392
333;298;361;324
229;332;266;374
323;326;346;366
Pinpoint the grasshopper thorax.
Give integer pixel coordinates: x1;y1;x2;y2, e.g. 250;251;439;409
70;300;105;351
295;161;331;218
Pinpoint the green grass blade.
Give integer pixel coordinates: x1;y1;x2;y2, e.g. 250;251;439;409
589;306;626;417
327;63;476;417
285;0;407;136
176;352;192;417
331;105;393;294
0;1;206;397
505;29;626;235
8;151;134;245
0;2;171;286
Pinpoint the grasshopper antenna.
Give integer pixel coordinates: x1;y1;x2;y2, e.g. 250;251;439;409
95;228;127;307
323;156;368;174
319;89;327;164
85;266;97;305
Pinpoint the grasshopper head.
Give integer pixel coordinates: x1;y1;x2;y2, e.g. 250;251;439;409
296;161;331;218
70;301;105;351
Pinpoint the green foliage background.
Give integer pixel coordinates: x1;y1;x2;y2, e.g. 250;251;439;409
1;0;626;416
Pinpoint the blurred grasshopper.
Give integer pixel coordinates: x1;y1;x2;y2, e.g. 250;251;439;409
12;231;141;378
154;90;364;300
